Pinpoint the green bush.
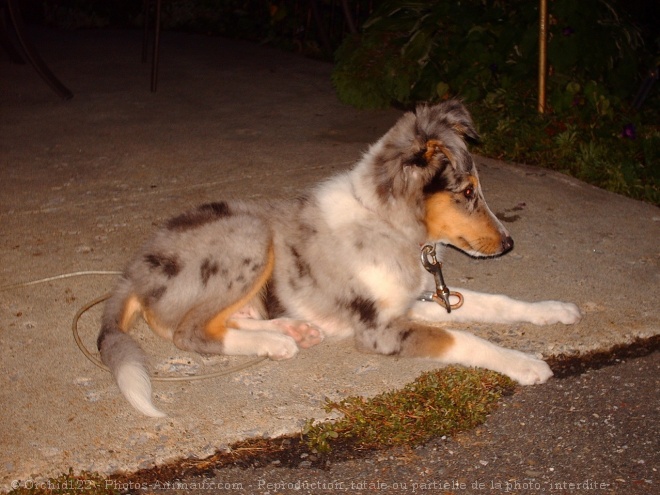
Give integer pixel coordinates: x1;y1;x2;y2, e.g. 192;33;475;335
333;0;646;108
332;0;659;204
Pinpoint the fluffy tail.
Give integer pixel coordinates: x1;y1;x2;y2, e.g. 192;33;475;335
97;286;166;418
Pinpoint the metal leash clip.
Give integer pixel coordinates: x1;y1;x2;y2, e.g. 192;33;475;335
420;244;464;313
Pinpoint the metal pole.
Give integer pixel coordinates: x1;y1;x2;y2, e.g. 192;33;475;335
538;0;548;113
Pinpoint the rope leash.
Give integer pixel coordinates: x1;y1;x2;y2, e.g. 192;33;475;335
3;272;266;382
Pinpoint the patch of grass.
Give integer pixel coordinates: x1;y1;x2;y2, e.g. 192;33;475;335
303;366;516;453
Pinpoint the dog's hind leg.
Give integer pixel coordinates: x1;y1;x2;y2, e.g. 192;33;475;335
171;302;300;360
357;319;553;385
227;317;324;349
170;317;302;359
170;244;299;360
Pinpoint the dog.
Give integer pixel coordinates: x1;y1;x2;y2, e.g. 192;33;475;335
98;100;581;417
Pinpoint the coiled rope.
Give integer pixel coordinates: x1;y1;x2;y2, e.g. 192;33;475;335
2;272;266;382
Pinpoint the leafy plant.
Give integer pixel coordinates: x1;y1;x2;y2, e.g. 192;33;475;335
333;0;646;109
332;0;659;205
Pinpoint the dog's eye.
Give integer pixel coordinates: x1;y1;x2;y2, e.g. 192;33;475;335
463;187;474;199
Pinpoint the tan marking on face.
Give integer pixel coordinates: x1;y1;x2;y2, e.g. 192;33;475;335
399;324;455;358
424;180;506;256
206;242;275;339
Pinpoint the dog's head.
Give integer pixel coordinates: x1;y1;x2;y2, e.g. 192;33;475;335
371;100;512;257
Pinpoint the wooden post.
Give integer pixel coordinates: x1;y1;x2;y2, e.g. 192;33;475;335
538;0;548;113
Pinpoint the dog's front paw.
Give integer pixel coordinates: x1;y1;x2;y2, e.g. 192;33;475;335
529;301;582;325
260;334;299;360
505;351;554;385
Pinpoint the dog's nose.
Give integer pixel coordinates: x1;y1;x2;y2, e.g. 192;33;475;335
502;236;514;253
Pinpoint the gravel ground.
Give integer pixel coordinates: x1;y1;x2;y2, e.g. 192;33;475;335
115;351;658;495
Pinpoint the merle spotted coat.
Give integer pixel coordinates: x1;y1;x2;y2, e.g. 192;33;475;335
98;101;581;417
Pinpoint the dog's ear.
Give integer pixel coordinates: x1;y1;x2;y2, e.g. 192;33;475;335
440;100;480;142
452;122;480;143
416;100;480;143
409;139;454;168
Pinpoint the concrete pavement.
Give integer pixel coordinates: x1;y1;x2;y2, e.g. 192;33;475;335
0;28;658;489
